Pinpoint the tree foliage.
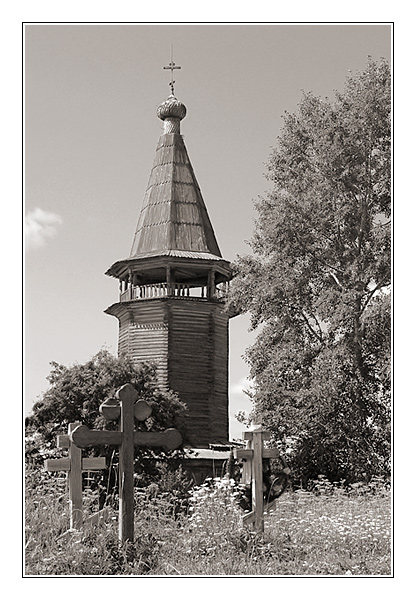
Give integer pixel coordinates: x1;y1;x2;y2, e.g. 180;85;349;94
230;58;391;484
25;350;187;481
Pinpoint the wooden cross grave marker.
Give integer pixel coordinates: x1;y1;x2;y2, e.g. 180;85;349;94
44;422;107;530
234;425;290;533
70;383;182;543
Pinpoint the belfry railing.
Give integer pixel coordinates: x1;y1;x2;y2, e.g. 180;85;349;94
119;281;229;302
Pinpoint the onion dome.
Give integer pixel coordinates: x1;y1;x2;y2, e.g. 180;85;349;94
157;94;186;133
157;94;187;120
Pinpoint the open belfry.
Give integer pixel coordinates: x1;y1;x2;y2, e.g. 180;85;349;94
105;60;236;449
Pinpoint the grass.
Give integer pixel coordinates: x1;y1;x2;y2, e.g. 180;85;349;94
25;467;391;576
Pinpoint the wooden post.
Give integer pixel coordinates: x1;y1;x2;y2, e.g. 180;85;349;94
117;384;135;544
68;422;83;530
208;269;216;298
251;427;265;533
127;271;130;300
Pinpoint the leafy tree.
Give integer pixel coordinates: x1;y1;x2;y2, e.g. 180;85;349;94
229;58;391;485
25;350;187;485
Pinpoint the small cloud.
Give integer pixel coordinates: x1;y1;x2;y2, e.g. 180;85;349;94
230;376;253;396
25;208;62;251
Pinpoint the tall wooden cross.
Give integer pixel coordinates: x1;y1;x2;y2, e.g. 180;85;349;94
163;46;181;95
234;425;289;533
70;383;182;543
44;422;107;530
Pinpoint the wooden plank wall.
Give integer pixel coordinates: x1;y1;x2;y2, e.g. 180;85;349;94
116;297;230;448
118;301;169;390
168;299;229;447
210;308;229;443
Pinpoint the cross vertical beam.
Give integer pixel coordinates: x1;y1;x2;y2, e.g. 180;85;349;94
68;421;83;529
251;427;265;533
117;384;135;543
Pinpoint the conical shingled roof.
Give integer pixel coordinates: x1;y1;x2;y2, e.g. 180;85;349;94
129;96;222;260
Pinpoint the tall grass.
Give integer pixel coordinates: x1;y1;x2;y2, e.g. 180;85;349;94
25;468;391;576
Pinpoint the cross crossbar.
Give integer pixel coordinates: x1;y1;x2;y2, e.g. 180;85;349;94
71;425;182;452
234;448;280;461
44;457;106;472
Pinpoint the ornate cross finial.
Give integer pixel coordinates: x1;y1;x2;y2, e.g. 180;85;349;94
163;46;181;95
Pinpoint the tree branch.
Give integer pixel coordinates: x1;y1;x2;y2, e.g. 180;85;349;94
329;271;344;289
370;219;391;231
300;311;323;344
359;277;390;316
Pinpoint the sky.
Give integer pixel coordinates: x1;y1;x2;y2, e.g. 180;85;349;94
24;23;391;440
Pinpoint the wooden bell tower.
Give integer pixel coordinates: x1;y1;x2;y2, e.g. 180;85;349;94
105;86;234;448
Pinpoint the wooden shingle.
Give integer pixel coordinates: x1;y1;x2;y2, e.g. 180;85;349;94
130;133;222;259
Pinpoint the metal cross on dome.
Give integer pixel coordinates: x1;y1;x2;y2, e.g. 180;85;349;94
163;46;181;95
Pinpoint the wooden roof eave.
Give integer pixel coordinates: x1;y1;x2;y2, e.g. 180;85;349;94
105;255;232;280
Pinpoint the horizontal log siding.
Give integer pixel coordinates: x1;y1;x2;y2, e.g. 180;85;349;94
118;312;130;356
111;297;230;447
210;309;229;444
167;300;229;447
117;301;169;391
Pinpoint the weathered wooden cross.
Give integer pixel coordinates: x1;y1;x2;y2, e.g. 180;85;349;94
234;425;290;533
44;422;107;530
70;383;182;543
